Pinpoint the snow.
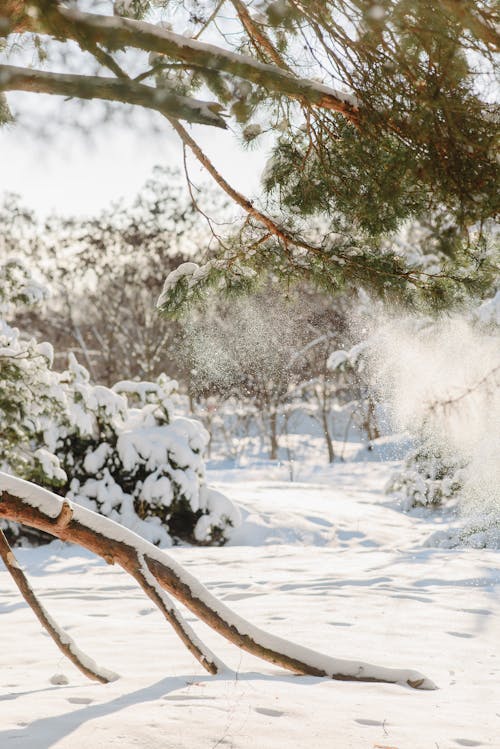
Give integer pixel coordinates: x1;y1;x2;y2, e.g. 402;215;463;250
70;8;359;108
0;456;498;747
156;261;215;308
476;290;500;327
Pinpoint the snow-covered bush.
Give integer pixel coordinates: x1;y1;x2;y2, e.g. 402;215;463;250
0;260;63;481
49;362;240;547
0;265;240;546
387;443;464;511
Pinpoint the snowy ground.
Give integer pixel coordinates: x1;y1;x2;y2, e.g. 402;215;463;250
1;457;499;748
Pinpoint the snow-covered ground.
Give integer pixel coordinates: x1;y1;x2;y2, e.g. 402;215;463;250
1;458;498;748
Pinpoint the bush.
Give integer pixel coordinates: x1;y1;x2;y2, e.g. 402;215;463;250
387;443;464;511
51;362;240;547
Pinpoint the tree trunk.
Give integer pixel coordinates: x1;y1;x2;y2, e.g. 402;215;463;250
269;411;279;460
321;406;335;464
0;472;435;690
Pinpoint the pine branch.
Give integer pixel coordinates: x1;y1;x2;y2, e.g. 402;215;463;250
31;3;359;120
230;0;293;70
439;0;500;51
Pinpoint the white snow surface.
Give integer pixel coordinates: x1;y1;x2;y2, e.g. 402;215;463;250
0;458;498;748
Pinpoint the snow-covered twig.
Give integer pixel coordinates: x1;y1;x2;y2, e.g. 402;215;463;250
134;552;225;675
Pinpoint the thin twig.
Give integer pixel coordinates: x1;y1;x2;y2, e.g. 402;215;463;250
0;528;117;683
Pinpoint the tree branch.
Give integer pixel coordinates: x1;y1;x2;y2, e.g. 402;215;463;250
133;552;224;675
34;4;359;121
230;0;293;70
0;471;436;690
439;0;500;51
0;64;227;128
0;528;117;683
165;116;294;248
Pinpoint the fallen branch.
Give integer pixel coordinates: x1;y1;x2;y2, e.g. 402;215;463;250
0;527;117;683
133;552;224;675
0;471;436;690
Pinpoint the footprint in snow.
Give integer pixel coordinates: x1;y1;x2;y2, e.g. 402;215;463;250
254;707;284;717
355;718;383;726
454;740;482;747
447;631;474;639
163;695;216;702
67;697;94;705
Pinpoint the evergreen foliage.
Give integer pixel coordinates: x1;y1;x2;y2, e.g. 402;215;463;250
0;1;497;308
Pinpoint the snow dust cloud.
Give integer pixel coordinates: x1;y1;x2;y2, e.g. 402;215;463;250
184;295;307;393
362;306;500;518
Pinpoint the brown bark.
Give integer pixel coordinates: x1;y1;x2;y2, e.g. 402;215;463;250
0;0;30;33
269;410;279;461
230;0;293;70
321;407;335;464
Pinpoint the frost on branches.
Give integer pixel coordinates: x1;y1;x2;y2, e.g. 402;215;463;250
0;261;240;546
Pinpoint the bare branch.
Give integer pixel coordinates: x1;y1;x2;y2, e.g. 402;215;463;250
133;552;224;675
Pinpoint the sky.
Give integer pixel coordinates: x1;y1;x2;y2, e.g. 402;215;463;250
0;92;266;218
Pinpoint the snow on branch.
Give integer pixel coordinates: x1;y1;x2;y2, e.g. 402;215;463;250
31;4;359;120
0;64;227;128
134;552;225;675
0;529;118;683
0;471;436;690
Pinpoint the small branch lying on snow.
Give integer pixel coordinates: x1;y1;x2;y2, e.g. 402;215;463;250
0;472;436;690
0;529;117;684
133;552;225;675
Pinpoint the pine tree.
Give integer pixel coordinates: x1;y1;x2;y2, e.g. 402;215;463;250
1;1;498;305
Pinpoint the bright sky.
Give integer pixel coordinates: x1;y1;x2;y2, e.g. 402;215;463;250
0;93;265;217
